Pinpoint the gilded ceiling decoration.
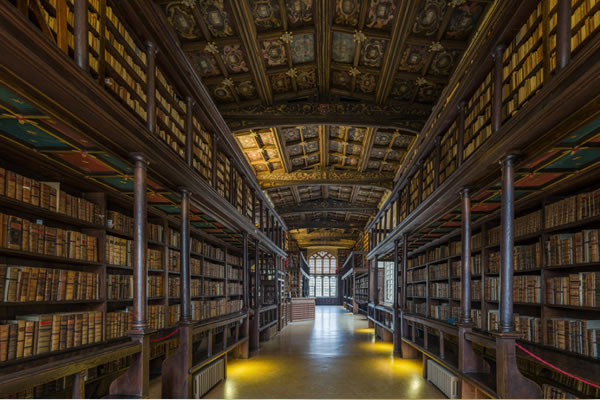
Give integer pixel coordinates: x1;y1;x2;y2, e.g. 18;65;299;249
156;0;491;248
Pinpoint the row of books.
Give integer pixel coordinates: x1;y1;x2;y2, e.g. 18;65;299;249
107;274;165;299
546;272;600;307
168;249;181;272
0;169;103;225
407;267;427;282
429;263;448;280
107;210;165;240
204;260;226;279
488;210;542;246
191;238;225;261
502;2;542;63
407;299;426;315
192;117;212;182
438;124;458;183
429;303;459;323
503;25;543;86
546;229;600;266
0;212;99;261
464;72;492;142
191;299;242;321
472;254;482;275
0;311;103;361
430;282;449;298
545;188;600;229
106;235;131;266
203;281;225;297
167;228;181;248
546;317;600;358
104;77;147;120
451;281;461;299
228;265;242;281
487;310;542;343
168;277;180;297
571;0;600;50
155;68;187;119
105;5;147;66
228;282;243;296
1;266;98;303
488;242;541;273
485;275;541;303
407;283;426;297
450;260;461;278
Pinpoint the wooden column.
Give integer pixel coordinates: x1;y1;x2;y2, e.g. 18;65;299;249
145;41;156;134
250;244;260;352
73;0;89;71
492;45;506;133
457;101;466;167
499;155;515;332
492;154;542;398
557;0;572;71
109;153;150;397
373;257;379;305
252;190;257;226
393;240;401;356
185;97;193;166
243;232;249;309
460;187;472;325
161;188;193;398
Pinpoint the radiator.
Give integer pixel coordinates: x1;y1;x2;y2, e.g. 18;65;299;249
192;358;225;399
426;359;458;399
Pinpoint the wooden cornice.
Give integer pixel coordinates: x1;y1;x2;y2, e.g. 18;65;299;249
228;0;273;105
276;199;378;216
258;167;394;190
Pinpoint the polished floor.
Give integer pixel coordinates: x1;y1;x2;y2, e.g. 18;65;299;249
204;306;443;399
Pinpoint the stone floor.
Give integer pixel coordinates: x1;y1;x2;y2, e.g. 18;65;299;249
202;306;443;399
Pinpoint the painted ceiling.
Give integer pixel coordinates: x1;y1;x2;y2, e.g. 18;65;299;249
156;0;492;249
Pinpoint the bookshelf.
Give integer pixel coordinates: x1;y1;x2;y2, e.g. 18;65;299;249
464;70;493;161
155;66;187;159
191;116;212;184
439;121;458;185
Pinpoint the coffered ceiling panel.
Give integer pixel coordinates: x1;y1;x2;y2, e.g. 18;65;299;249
156;0;492;249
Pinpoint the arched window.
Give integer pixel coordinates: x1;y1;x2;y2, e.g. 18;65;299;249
308;251;337;297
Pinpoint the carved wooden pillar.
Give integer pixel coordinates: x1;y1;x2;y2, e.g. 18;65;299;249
73;0;89;71
492;45;506;133
373;257;379;305
250;244;260;352
492;154;542;398
393;239;401;356
185;97;193;166
109;153;150;397
145;41;156;134
161;188;193;398
557;0;572;71
460;187;472;325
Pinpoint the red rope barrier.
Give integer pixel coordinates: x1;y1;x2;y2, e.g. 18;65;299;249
150;327;180;343
515;343;600;390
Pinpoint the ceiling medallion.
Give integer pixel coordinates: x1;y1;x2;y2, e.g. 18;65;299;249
286;67;298;78
416;77;429;86
349;67;361;77
429;41;444;52
280;31;294;43
182;0;195;7
204;42;219;54
353;30;366;43
222;78;235;87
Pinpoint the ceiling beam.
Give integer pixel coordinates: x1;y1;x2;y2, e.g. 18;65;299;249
276;199;378;216
273;127;292;173
315;0;332;99
288;219;364;230
375;0;419;104
359;127;377;172
228;0;273;105
258;167;394;190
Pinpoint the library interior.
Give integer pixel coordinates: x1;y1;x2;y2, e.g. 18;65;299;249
0;0;599;398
